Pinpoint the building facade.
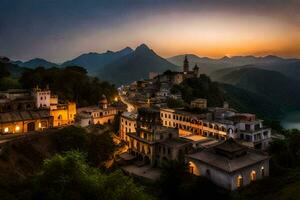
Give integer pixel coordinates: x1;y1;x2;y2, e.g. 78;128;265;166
187;139;269;190
0;110;53;134
120;112;137;141
126;108;192;166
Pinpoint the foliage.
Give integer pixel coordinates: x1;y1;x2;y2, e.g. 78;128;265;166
166;98;184;108
0;77;21;90
87;131;116;167
262;119;283;132
171;74;225;107
269;129;300;169
158;159;229;200
51;126;89;152
0;62;11;78
30;151;151;200
51;126;116;167
19;66;117;106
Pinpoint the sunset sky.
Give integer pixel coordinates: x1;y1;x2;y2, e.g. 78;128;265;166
1;0;300;62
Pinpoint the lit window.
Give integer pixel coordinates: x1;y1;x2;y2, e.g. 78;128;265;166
250;170;256;181
261;166;265;177
237;175;243;188
15;126;20;132
38;123;42;128
4;127;9;133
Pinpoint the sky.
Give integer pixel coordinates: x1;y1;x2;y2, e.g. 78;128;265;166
0;0;300;62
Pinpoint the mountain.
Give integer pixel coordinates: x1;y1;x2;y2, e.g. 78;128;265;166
97;44;180;85
211;67;300;112
14;58;58;68
167;54;300;78
62;47;133;74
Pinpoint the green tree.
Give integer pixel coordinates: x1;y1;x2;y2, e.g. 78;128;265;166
51;126;89;152
31;151;152;200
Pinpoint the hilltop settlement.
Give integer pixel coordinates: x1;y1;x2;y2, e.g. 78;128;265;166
0;56;273;192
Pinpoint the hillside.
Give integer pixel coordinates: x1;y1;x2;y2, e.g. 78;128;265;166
171;75;283;118
14;58;58;68
62;47;133;75
97;44;180;85
167;54;300;78
211;67;300;112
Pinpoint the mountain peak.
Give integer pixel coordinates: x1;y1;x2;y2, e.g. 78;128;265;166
135;44;151;51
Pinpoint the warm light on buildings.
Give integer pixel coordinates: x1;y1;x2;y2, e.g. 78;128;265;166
15;126;20;132
4;127;9;133
38;122;42;128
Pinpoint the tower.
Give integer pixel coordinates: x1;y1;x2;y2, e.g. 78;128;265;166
193;64;199;77
183;55;189;74
99;94;108;109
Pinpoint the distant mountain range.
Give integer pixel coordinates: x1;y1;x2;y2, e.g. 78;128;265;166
3;44;300;118
211;67;300;113
97;44;179;85
13;58;58;68
61;47;133;74
167;54;300;81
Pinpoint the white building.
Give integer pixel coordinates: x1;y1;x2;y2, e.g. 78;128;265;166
187;139;269;190
32;87;51;108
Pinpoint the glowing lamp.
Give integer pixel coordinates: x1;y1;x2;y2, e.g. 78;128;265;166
15;126;20;131
4;127;9;133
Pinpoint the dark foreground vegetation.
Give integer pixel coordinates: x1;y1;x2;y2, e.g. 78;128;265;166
0;125;299;200
0;126;151;200
20;66;117;106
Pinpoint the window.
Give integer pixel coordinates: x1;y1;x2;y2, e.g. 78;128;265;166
261;166;265;177
237;175;243;188
4;127;9;133
250;170;256;181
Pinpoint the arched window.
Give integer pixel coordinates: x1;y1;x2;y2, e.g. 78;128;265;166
250;170;256;181
237;175;243;188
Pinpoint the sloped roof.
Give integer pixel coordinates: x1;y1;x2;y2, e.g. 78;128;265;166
188;140;269;173
0;110;51;123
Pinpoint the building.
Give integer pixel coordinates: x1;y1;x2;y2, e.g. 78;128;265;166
160;107;271;150
0;87;77;129
190;98;207;109
50;102;76;127
187;139;269;190
32;87;51;109
0;110;53;134
120;112;137;141
0;89;35;112
76;95;117;127
126;107;192;166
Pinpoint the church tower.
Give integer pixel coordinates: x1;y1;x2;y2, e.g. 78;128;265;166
183;55;189;74
193;64;199;77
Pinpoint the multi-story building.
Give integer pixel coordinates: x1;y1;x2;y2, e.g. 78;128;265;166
120;112;137;141
50;102;76;127
32;87;51;108
0;87;77;130
187;138;269;190
76;95;117;127
160;107;271;150
126;107;192;166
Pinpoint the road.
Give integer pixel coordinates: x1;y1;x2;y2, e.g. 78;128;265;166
120;95;136;112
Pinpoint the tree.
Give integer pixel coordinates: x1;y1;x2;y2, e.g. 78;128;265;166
31;151;152;200
51;126;89;152
0;62;10;78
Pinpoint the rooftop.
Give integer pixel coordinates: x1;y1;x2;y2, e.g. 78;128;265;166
188;139;269;173
0;110;51;123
